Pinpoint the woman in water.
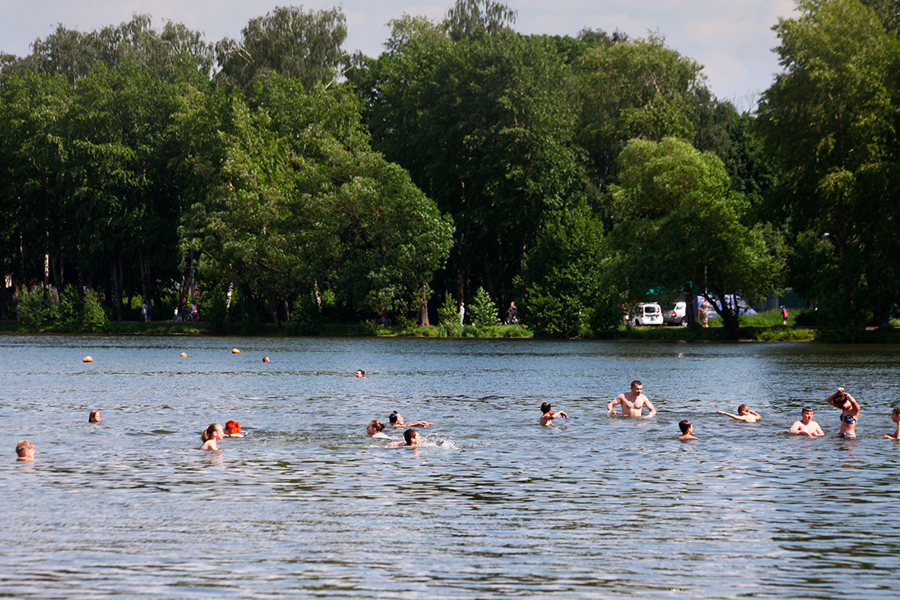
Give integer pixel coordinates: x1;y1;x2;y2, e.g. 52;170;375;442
200;423;224;451
367;420;391;439
224;420;244;437
825;387;860;438
882;406;900;439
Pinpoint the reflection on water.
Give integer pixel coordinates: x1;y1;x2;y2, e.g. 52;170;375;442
1;335;900;598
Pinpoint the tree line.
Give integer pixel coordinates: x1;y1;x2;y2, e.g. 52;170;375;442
1;0;897;338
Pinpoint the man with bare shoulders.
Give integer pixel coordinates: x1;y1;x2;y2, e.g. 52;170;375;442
789;407;824;437
540;402;568;427
608;380;656;419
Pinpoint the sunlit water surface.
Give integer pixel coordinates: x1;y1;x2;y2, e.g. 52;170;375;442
1;336;899;598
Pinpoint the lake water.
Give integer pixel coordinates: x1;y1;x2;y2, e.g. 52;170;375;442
1;335;899;598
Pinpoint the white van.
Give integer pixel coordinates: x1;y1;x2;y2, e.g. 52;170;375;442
630;303;663;326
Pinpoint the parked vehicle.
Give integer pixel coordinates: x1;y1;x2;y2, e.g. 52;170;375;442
630;303;663;326
663;302;688;326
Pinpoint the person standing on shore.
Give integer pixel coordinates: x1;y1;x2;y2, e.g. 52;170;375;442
459;301;465;326
608;380;657;419
825;387;860;438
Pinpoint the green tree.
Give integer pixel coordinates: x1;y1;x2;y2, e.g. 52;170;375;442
757;0;900;328
359;29;584;303
520;202;610;337
215;6;348;91
575;35;706;188
442;0;517;41
469;286;501;326
609;137;784;336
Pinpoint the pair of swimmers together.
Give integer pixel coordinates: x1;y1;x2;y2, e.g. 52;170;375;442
199;420;244;451
367;411;434;447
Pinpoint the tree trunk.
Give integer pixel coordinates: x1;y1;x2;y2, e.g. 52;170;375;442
112;257;125;321
684;286;697;328
268;292;280;327
139;252;152;305
225;282;234;311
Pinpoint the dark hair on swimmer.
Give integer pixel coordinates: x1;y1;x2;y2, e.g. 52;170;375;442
368;420;384;432
738;404;748;414
679;420;691;434
631;380;642;388
403;428;416;444
801;406;813;413
541;402;551;413
389;411;400;425
88;410;101;423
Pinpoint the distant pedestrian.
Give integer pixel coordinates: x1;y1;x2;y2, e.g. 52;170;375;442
459;301;465;326
173;307;179;322
141;302;148;322
781;305;788;326
699;300;710;328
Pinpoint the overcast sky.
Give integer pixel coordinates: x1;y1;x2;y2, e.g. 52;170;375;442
0;0;798;106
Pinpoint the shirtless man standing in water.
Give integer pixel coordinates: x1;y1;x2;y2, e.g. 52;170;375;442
607;380;657;419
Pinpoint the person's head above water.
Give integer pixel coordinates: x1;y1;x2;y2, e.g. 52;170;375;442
355;370;365;378
631;380;643;393
16;440;34;461
738;404;749;415
89;410;101;423
224;420;241;435
367;420;384;435
678;420;692;435
892;406;900;423
403;429;421;445
541;402;552;414
800;407;814;423
201;423;224;442
389;411;402;425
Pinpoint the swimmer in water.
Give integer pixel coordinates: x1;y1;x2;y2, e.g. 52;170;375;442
389;411;433;428
355;370;365;378
882;406;900;439
789;406;825;437
224;420;244;438
367;420;392;439
89;410;102;423
677;420;697;440
388;429;422;447
16;440;34;461
716;404;760;423
608;380;657;419
200;423;224;451
825;387;859;438
539;402;568;426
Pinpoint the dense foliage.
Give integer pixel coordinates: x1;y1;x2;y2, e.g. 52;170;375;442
2;0;897;337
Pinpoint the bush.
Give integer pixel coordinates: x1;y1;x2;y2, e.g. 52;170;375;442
469;286;501;327
16;287;58;331
793;309;818;327
288;292;323;335
523;287;582;337
437;292;460;337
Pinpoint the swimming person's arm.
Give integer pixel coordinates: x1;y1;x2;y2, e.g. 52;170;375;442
716;411;743;421
643;398;657;419
607;396;621;415
405;421;433;427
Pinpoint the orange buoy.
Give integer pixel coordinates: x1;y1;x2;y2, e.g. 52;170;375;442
180;352;187;358
232;348;240;354
83;356;93;363
263;356;270;363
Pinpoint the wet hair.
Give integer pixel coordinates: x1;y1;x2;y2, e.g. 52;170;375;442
631;380;643;389
201;423;223;442
389;411;400;425
368;420;384;433
88;410;101;423
403;429;418;444
16;440;33;456
801;406;813;413
738;404;748;414
893;406;900;417
541;402;552;414
678;420;692;434
224;420;241;435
